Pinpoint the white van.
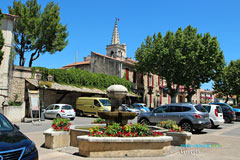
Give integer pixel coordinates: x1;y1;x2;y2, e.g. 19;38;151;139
202;104;224;128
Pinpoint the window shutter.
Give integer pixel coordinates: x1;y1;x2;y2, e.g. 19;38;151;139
126;69;129;80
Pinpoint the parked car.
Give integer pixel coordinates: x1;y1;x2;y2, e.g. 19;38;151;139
202;104;224;128
132;103;150;112
210;102;237;123
44;104;76;120
120;104;140;115
0;113;38;160
76;97;111;116
137;103;210;132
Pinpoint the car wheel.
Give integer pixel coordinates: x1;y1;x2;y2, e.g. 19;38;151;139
139;118;150;125
195;128;203;133
210;120;214;129
56;114;61;118
213;125;219;128
79;111;84;117
70;118;75;121
180;121;193;132
225;117;232;123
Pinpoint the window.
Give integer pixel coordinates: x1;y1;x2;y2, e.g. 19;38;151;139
216;106;223;113
148;75;152;87
194;104;207;112
94;100;101;107
62;105;73;110
182;107;191;112
0;114;13;131
133;71;136;83
169;106;183;112
203;105;211;113
46;105;54;110
154;106;169;113
99;99;111;106
54;105;60;110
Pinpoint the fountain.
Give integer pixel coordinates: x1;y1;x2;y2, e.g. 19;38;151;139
98;85;136;126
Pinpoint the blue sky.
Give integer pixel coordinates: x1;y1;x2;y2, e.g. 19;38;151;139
2;0;240;90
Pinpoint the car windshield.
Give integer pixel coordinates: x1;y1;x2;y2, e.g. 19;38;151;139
0;114;13;131
62;105;73;110
195;104;207;112
99;99;111;106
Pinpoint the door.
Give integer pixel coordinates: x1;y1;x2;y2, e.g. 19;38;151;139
165;106;182;123
151;105;169;123
52;105;60;118
45;105;54;118
93;99;101;115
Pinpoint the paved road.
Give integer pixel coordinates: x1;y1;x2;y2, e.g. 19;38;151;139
16;117;240;160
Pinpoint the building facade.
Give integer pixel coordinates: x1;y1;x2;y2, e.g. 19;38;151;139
62;20;200;108
0;14;16;111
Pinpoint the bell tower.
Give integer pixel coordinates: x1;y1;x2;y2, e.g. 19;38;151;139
106;19;126;61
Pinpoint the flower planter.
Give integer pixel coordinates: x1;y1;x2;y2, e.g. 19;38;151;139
43;128;70;149
77;135;173;157
70;124;106;147
166;131;192;146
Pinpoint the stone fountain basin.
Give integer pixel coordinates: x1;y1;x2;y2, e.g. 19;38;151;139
98;111;136;125
77;135;173;157
70;124;106;147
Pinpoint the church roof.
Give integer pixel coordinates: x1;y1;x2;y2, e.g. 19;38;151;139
111;19;120;45
60;61;90;69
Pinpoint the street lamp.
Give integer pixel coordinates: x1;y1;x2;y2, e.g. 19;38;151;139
35;70;45;121
148;86;153;109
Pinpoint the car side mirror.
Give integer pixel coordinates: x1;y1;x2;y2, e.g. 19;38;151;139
14;124;20;130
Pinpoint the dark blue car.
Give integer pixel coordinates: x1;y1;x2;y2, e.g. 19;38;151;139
0;113;38;160
210;102;238;122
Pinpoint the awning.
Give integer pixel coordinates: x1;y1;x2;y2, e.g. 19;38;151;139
26;79;139;97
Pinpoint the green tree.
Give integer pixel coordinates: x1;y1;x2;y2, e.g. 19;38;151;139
9;0;68;67
135;25;225;103
0;9;4;65
226;60;240;104
182;27;225;102
213;67;232;103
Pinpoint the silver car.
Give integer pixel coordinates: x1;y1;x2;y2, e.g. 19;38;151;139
121;104;140;115
137;103;210;132
44;104;76;120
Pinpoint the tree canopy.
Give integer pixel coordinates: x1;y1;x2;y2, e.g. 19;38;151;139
8;0;68;67
135;25;225;103
0;9;4;65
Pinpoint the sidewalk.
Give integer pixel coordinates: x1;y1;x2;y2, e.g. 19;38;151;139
24;122;240;160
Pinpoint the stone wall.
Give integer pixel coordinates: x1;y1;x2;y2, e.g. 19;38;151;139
9;66;32;103
0;15;15;108
90;52;121;77
4;102;25;122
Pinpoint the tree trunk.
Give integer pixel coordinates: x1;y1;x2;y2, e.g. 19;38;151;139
225;96;229;103
237;95;239;105
170;94;177;103
186;95;192;103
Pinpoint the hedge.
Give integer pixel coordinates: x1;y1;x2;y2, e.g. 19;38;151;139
32;67;133;92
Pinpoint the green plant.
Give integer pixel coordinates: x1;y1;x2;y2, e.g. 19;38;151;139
52;118;71;131
8;94;22;106
32;67;133;91
89;123;163;137
93;117;105;124
157;120;182;132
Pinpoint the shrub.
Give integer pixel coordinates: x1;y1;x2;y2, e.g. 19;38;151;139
52;118;71;131
157;120;182;132
93;117;105;124
88;123;163;137
32;67;133;92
